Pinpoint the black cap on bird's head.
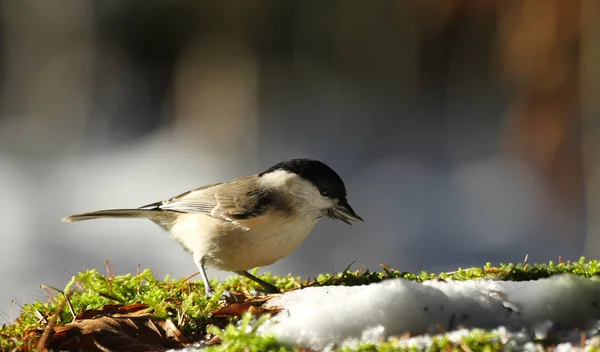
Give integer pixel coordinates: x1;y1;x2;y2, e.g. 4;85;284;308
260;158;363;224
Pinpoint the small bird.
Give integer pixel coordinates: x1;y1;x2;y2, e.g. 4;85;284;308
63;158;363;297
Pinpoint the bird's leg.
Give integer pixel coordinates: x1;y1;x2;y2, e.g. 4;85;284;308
194;254;237;302
236;271;280;294
194;254;215;298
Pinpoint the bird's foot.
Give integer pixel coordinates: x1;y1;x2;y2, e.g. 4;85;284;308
204;287;239;303
204;286;216;299
219;290;240;303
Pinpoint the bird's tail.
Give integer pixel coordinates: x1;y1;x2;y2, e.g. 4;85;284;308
62;209;157;222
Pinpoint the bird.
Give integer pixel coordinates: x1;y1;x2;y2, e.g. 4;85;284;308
63;158;363;297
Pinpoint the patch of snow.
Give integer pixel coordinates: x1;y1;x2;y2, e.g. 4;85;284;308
260;274;600;349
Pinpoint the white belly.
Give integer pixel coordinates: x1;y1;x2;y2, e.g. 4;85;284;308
169;212;319;272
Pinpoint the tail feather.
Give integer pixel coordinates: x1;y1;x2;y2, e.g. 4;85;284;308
62;209;156;222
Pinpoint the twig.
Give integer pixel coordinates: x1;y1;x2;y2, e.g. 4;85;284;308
36;289;71;351
459;341;473;352
105;258;115;279
39;284;62;296
342;261;356;274
136;263;142;295
39;285;76;321
182;271;200;284
34;309;48;325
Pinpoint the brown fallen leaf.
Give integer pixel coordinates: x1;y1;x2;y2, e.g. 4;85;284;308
76;303;151;320
204;333;223;346
36;308;189;351
212;303;282;318
248;305;282;316
245;293;282;304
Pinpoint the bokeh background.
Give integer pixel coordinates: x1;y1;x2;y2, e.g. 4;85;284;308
1;0;599;319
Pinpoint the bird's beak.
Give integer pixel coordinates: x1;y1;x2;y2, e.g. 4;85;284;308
329;200;363;225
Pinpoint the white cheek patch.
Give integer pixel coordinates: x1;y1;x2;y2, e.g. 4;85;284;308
259;169;297;187
313;195;335;210
291;180;338;215
259;169;336;213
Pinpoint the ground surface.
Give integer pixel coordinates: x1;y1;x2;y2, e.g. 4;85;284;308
2;257;600;351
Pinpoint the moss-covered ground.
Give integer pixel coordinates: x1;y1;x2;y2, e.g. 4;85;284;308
1;257;599;351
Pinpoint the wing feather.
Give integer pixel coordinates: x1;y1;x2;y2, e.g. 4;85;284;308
144;176;274;222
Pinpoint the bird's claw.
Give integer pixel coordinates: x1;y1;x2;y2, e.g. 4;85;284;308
219;290;239;303
204;288;238;303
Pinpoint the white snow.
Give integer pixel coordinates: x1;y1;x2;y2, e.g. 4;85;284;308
259;274;600;350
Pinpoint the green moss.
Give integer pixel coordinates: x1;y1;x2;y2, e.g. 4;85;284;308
341;329;505;352
223;268;303;293
0;269;224;350
205;313;288;352
313;257;600;287
1;257;599;351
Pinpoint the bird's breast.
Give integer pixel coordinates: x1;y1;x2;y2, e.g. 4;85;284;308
169;212;319;272
212;213;318;271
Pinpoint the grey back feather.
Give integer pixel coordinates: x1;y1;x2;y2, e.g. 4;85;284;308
63;175;280;228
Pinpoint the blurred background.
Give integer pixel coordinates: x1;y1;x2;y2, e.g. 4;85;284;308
1;0;599;318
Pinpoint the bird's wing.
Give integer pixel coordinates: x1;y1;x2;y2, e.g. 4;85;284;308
141;176;274;222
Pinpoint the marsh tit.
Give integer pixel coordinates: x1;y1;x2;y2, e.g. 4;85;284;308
63;158;363;296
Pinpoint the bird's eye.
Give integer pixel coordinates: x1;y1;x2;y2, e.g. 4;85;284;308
320;189;330;197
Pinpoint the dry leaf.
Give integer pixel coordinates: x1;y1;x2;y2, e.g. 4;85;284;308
38;305;188;351
212;303;282;318
76;303;151;320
